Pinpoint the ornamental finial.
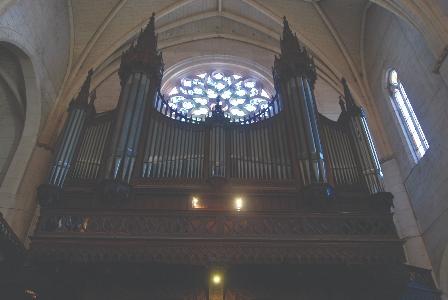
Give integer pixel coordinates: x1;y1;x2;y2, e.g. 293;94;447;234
339;96;346;112
211;95;226;120
341;78;355;108
118;12;163;85
274;17;316;85
89;89;97;106
72;69;93;107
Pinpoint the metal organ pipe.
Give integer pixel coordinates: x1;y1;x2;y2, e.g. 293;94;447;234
341;79;384;194
210;125;226;177
319;113;363;188
108;72;151;183
273;18;327;188
142;111;206;180
37;70;95;206
102;14;163;191
207;99;227;178
68;113;112;181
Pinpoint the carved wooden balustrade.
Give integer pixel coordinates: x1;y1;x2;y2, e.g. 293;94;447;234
31;203;404;265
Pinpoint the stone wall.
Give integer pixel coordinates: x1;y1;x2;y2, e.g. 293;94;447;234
0;47;24;185
364;3;448;290
0;0;71;240
0;0;70;119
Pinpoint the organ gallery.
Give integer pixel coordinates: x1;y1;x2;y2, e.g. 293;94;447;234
0;12;441;300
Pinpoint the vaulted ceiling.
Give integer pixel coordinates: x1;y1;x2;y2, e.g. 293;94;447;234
69;0;367;83
1;0;446;151
62;0;373;121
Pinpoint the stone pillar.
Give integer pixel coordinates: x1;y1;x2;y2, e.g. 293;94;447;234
382;158;432;268
101;13;163;201
341;79;384;194
273;17;327;193
37;70;95;206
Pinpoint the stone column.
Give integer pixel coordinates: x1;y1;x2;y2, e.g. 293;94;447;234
37;70;95;206
273;17;328;196
341;79;384;194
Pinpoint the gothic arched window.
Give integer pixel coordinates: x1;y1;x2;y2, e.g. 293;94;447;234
387;69;429;161
165;70;272;121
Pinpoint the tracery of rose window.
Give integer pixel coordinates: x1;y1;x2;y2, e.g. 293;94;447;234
165;71;272;121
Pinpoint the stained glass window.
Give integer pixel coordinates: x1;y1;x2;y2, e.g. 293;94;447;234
387;69;429;161
165;71;272;121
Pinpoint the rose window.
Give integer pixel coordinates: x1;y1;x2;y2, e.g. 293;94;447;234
165;71;272;121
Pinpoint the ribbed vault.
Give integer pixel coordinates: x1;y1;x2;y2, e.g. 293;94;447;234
27;0;448;159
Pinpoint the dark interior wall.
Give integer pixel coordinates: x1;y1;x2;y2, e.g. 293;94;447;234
364;3;448;285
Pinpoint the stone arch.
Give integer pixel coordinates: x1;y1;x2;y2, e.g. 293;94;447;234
371;0;448;58
0;41;42;237
0;44;25;184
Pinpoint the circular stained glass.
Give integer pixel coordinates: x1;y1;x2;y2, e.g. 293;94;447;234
165;71;272;121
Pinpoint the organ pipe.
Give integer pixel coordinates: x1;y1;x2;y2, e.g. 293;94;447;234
273;17;327;188
67;112;112;181
102;13;163;191
207;98;227;178
319;115;360;187
341;79;384;194
37;70;95;206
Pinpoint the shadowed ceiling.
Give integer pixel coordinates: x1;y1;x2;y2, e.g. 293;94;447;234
66;0;373;121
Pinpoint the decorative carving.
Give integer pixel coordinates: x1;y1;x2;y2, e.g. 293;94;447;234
97;179;133;203
273;17;317;86
70;69;95;111
36;211;397;238
209;96;227;121
118;13;163;86
37;184;62;207
30;241;403;265
302;183;335;204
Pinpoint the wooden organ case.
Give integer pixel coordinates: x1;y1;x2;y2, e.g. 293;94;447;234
30;15;415;300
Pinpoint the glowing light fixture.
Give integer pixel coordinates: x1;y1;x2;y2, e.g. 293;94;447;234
235;197;243;211
192;197;200;209
212;273;222;285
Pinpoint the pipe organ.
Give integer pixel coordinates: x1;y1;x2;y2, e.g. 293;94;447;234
341;78;384;194
38;20;383;203
30;14;412;300
273;18;327;188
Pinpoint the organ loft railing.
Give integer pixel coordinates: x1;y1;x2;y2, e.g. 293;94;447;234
37;15;385;206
